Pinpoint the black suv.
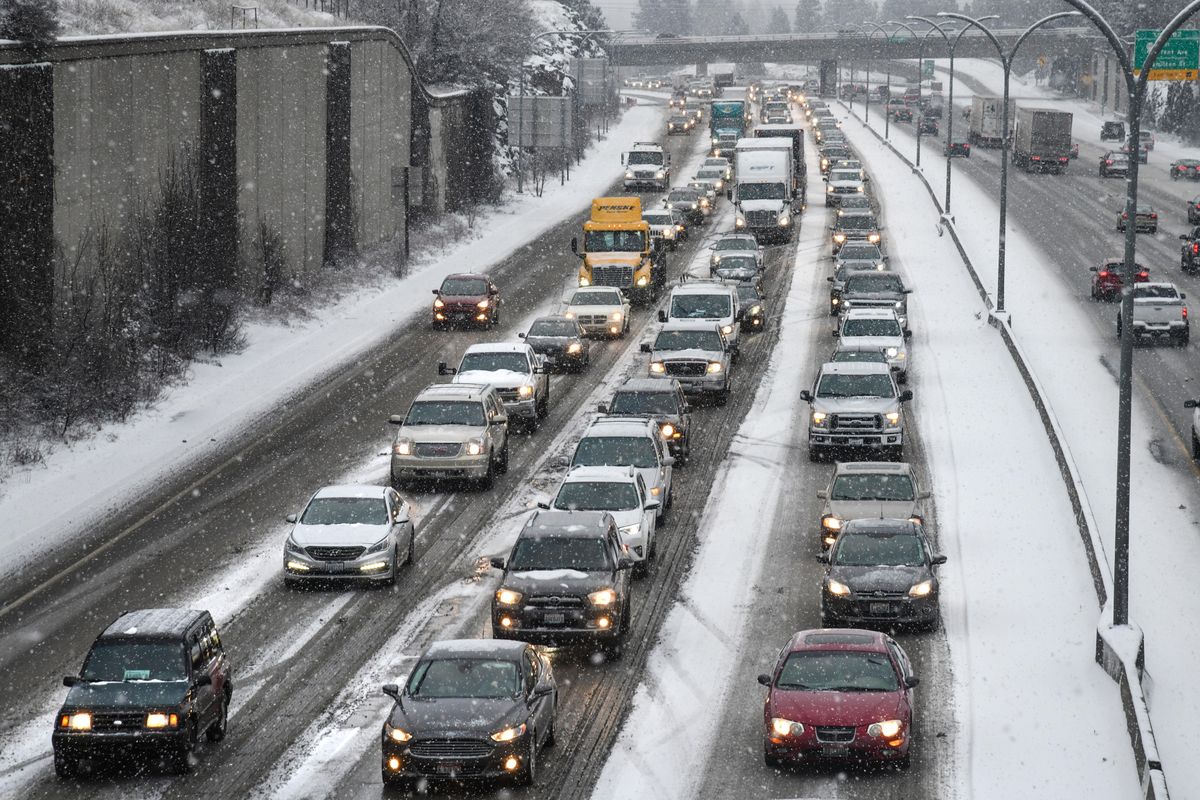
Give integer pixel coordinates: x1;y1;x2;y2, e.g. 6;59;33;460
53;608;232;777
490;510;634;657
601;377;692;464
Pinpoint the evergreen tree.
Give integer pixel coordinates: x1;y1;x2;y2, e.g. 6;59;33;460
793;0;823;33
694;0;727;35
768;5;791;35
0;0;60;44
727;10;750;35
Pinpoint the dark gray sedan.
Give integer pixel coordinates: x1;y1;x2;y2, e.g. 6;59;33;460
520;315;590;372
819;518;946;631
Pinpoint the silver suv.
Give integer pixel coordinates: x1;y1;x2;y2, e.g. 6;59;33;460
799;362;912;462
439;343;549;428
388;384;510;489
815;461;929;548
642;321;735;404
835;308;911;383
570;416;674;520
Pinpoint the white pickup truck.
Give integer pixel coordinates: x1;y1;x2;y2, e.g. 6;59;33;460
1117;282;1189;346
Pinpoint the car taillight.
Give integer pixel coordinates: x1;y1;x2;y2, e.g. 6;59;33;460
1184;307;1189;320
1106;160;1113;165
1193;243;1199;255
1099;271;1110;278
1137;271;1149;280
1151;213;1158;218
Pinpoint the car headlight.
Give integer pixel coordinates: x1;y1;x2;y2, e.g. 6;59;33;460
886;347;899;358
894;300;903;309
714;180;723;189
386;722;413;742
771;717;804;737
858;185;866;192
867;719;903;738
144;712;178;729
477;299;490;309
393;439;413;456
779;213;790;226
433;298;445;309
720;324;733;335
812;411;827;425
567;342;582;354
833;234;846;243
588;588;618;607
564;310;575;319
660;423;675;438
691;202;698;209
625;170;634;179
65;712;92;731
655;170;665;178
466;438;485;456
712;136;720;144
365;537;391;554
650;362;666;374
827;185;834;193
735;217;746;228
490;723;527;742
885;411;901;425
707;361;723;374
578;278;590;287
750;304;762;315
664;228;675;239
825;578;851;596
618;523;641;538
821;515;842;531
495;588;523;605
868;233;881;243
610;310;624;321
908;579;933;598
518;384;534;398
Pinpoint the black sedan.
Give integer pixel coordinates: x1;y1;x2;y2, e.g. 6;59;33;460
819;518;946;631
380;640;557;787
520;315;590;372
1172;159;1200;180
736;283;767;332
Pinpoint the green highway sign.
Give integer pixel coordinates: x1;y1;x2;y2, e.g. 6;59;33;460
1134;29;1200;81
922;59;934;79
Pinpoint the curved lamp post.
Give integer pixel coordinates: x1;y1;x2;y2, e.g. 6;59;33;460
860;21;892;126
936;11;1081;313
862;21;898;139
908;14;997;214
887;19;953;168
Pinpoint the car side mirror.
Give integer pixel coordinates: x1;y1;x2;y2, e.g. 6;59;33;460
437;361;452;375
1183;293;1189;300
815;552;830;563
645;499;662;511
597;402;609;413
382;683;401;701
618;558;635;570
285;513;298;524
63;675;80;687
493;414;508;426
831;330;840;338
1181;234;1190;241
905;675;920;689
903;330;912;339
904;288;914;294
640;343;652;353
536;501;551;510
899;390;914;402
919;491;932;500
194;674;213;687
533;683;554;698
662;456;676;467
388;414;405;426
1186;400;1200;409
826;276;835;283
518;332;526;339
489;556;506;570
657;310;668;323
570;236;579;254
816;489;828;499
932;554;948;566
757;673;772;687
431;289;440;295
799;390;814;402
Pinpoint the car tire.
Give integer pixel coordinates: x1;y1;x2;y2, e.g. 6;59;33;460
1177;330;1190;348
53;752;77;780
497;440;510;474
516;735;538;786
544;714;556;748
406;532;416;565
1192;431;1200;460
171;720;197;774
537;389;549;419
206;692;229;742
386;549;399;586
764;745;786;769
888;445;905;461
479;458;495;491
897;752;912;771
808;447;824;463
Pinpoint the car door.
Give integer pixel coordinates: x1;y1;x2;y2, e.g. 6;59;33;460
486;394;506;451
523;648;552;747
886;638;916;714
654;433;673;498
635;474;656;545
387;489;412;552
188;628;219;730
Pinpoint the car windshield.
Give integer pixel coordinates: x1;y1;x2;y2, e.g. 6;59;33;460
816;373;896;399
81;641;188;682
736;287;762;304
669;116;690;124
823;149;851;161
528;320;577;337
738;183;787;200
670;294;732;318
509;536;611;571
775;651;899;692
459;352;528;373
697;170;723;180
716;256;758;272
406;401;485;426
837;216;877;231
300;496;388;525
570;290;620;306
554;481;640;511
843;318;902;337
654;329;723;351
573;436;659;468
704;159;729;169
668;190;699;203
830;170;860;182
1109;154;1129;162
627;152;662;165
407;658;520;699
831;473;915;501
839;197;871;210
643;213;672;225
835;531;925;567
845;275;904;294
584;230;644;252
611;390;679;415
440;278;487;296
832;349;887;364
838;244;882;261
715;237;755;252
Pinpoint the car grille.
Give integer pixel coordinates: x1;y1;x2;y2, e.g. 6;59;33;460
306;545;366;561
745;209;777;228
577;314;610;326
845;299;898;310
526;595;586;608
496;389;521;402
831;413;883;432
92;711;147;731
410;739;493;759
415;442;463;458
815;726;857;744
833;186;860;194
591;264;634;287
664;360;708;377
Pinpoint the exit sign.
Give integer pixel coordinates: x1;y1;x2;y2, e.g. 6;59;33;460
1134;29;1200;81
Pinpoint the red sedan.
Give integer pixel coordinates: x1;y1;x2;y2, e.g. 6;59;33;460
1090;260;1148;302
432;273;500;328
758;629;917;770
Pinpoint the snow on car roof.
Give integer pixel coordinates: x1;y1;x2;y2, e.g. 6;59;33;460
820;361;893;376
660;320;722;332
463;342;530;354
424;639;527;659
842;307;902;319
564;464;638;482
312;484;390;499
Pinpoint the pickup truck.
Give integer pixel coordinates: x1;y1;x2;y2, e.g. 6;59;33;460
1116;282;1189;346
439;342;550;428
799;362;912;462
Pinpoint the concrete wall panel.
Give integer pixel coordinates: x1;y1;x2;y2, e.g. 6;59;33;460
350;39;408;252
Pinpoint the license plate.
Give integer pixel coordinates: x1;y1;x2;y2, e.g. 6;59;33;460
435;762;463;775
846;438;865;445
821;746;849;758
322;562;344;573
543;612;565;625
870;602;892;615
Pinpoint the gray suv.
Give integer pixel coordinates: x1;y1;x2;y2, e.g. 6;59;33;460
388;384;510;489
642;321;735;405
816;461;929;548
840;270;912;330
800;362;912;462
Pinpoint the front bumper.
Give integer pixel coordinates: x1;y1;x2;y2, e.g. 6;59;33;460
433;308;490;326
809;429;903;450
655;372;726;396
624;177;667;190
391;453;490;480
822;592;939;626
491;603;625;643
284;548;395;582
764;726;909;764
500;397;538;420
53;729;187;759
578;320;627;337
383;737;525;782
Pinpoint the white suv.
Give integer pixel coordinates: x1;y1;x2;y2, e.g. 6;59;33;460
570;416;674;520
545;465;660;575
835;308;911;382
658;280;742;345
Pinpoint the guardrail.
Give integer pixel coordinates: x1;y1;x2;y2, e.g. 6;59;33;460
837;100;1169;800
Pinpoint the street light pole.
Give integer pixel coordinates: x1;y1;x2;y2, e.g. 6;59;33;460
888;20;952;169
937;11;1081;313
861;22;891;127
908;14;998;214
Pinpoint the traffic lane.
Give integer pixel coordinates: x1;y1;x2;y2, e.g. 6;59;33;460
0;134;704;787
302;210;805;800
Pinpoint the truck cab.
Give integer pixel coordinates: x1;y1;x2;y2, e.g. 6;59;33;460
709;100;748;158
733;138;799;243
572;197;665;305
622;142;670;191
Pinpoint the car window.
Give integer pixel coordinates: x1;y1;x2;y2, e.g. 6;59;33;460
1134;285;1179;299
529;320;578;337
406;400;486;427
300;497;389;525
573;435;660;468
584;230;644;252
715;238;754;251
554;481;641;511
834;531;925;567
837;216;878;231
407;658;520;699
627;152;662;165
816;373;896;399
509;536;612;571
643;213;672;225
829;170;860;182
845;275;905;293
611;391;679;415
81;641;188;682
440;278;487;295
842;318;902;337
653;329;724;351
670;294;732;319
838;244;881;260
737;183;787;201
831;349;888;364
459;352;529;373
776;651;900;691
571;290;620;306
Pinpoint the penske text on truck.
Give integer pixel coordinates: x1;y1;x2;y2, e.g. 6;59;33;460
571;197;665;304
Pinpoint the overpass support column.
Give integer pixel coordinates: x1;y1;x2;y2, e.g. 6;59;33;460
695;61;708;77
819;59;838;97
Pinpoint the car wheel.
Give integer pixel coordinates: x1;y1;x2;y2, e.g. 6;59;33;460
53;752;77;780
764;744;786;769
171;719;197;774
888;445;905;461
518;736;538;786
497;440;510;475
544;715;556;748
386;548;399;586
206;692;229;742
1178;330;1190;348
1192;431;1200;460
808;447;824;463
406;530;416;565
479;458;495;491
